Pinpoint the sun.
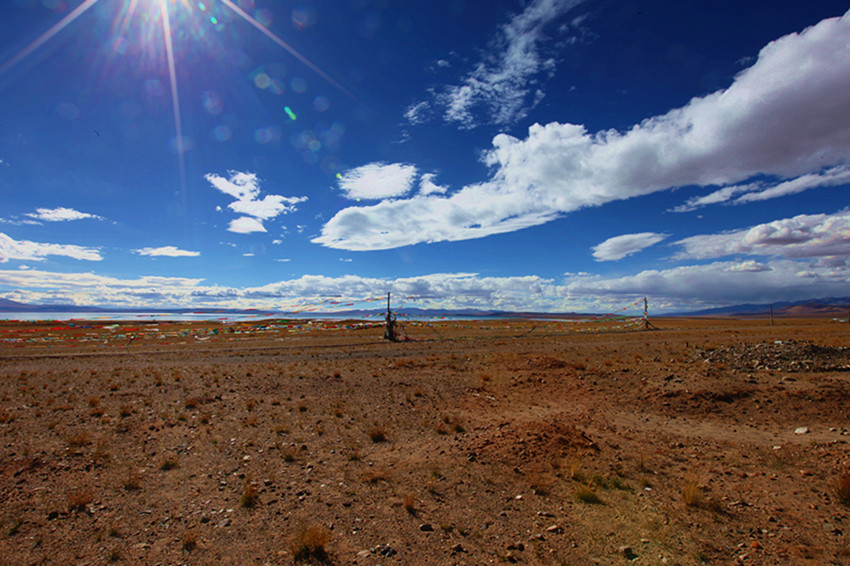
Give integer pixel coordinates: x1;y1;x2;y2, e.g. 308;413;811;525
0;0;359;194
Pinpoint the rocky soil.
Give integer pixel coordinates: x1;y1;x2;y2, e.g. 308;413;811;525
1;317;849;565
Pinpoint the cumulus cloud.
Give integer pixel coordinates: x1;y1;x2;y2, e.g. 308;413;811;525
135;246;200;257
565;258;850;308
592;232;668;261
673;165;850;212
25;207;102;222
407;0;584;129
0;232;102;262
337;163;417;200
228;217;267;234
3;258;847;313
675;210;850;260
317;11;850;251
206;171;307;233
419;173;448;195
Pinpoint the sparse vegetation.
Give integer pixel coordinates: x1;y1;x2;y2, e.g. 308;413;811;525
682;474;702;507
837;469;850;505
289;523;331;563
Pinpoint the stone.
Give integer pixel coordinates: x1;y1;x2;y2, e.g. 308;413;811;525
794;427;809;435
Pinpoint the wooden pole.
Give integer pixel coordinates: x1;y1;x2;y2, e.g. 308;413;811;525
384;292;397;341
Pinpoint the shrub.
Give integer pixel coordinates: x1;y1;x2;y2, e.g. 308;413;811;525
289;523;331;563
241;479;259;508
368;425;387;443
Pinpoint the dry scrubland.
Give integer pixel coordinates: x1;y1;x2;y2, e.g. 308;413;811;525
1;317;849;565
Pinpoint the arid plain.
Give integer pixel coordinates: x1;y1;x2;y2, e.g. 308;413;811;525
1;317;849;565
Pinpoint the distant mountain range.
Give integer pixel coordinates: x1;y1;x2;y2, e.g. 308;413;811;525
1;297;848;318
677;297;850;317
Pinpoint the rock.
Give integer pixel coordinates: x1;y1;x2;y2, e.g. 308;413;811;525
356;550;371;558
545;524;561;534
619;545;635;558
419;523;434;532
450;543;464;553
794;427;809;435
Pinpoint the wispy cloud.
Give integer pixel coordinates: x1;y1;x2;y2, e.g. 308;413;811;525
206;171;307;233
0;232;102;262
672;165;850;212
318;11;850;250
135;246;200;257
25;207;102;222
406;0;585;129
592;232;668;261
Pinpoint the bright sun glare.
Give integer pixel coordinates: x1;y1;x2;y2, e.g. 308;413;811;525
0;0;354;191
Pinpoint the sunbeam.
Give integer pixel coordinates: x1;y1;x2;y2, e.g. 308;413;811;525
0;0;101;75
158;0;187;200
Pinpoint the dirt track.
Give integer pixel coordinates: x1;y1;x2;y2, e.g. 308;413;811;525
1;317;849;565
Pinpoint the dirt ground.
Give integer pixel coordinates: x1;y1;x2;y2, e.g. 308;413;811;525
1;317;849;565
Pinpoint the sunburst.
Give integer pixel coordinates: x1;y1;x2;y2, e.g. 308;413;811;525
1;0;358;190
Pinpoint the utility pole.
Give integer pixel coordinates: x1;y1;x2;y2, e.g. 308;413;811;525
383;292;398;342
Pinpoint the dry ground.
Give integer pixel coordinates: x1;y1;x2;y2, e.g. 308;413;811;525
1;317;849;565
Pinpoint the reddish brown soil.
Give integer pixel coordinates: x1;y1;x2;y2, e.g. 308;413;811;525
1;317;849;565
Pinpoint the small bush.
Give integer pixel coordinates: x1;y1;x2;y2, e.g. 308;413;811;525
289;523;331;563
181;530;198;552
368;425;387;443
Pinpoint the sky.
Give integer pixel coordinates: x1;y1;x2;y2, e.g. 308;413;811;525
0;0;849;314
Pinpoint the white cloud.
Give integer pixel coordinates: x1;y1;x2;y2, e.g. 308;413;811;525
0;232;102;262
725;260;772;273
206;171;307;233
317;11;850;251
3;260;847;313
419;173;448;195
337;163;417;200
592;232;668;261
228;217;267;234
135;246;200;257
410;0;584;129
673;165;850;212
25;207;101;222
675;210;850;260
565;258;850;308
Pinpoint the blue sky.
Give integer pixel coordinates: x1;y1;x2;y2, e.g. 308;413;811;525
1;0;849;313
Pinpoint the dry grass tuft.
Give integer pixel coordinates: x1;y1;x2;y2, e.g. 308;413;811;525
67;488;94;512
837;469;850;505
289;523;331;563
65;431;91;449
241;478;259;508
574;482;601;504
402;492;417;515
682;474;702;507
181;530;198;552
368;424;388;443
